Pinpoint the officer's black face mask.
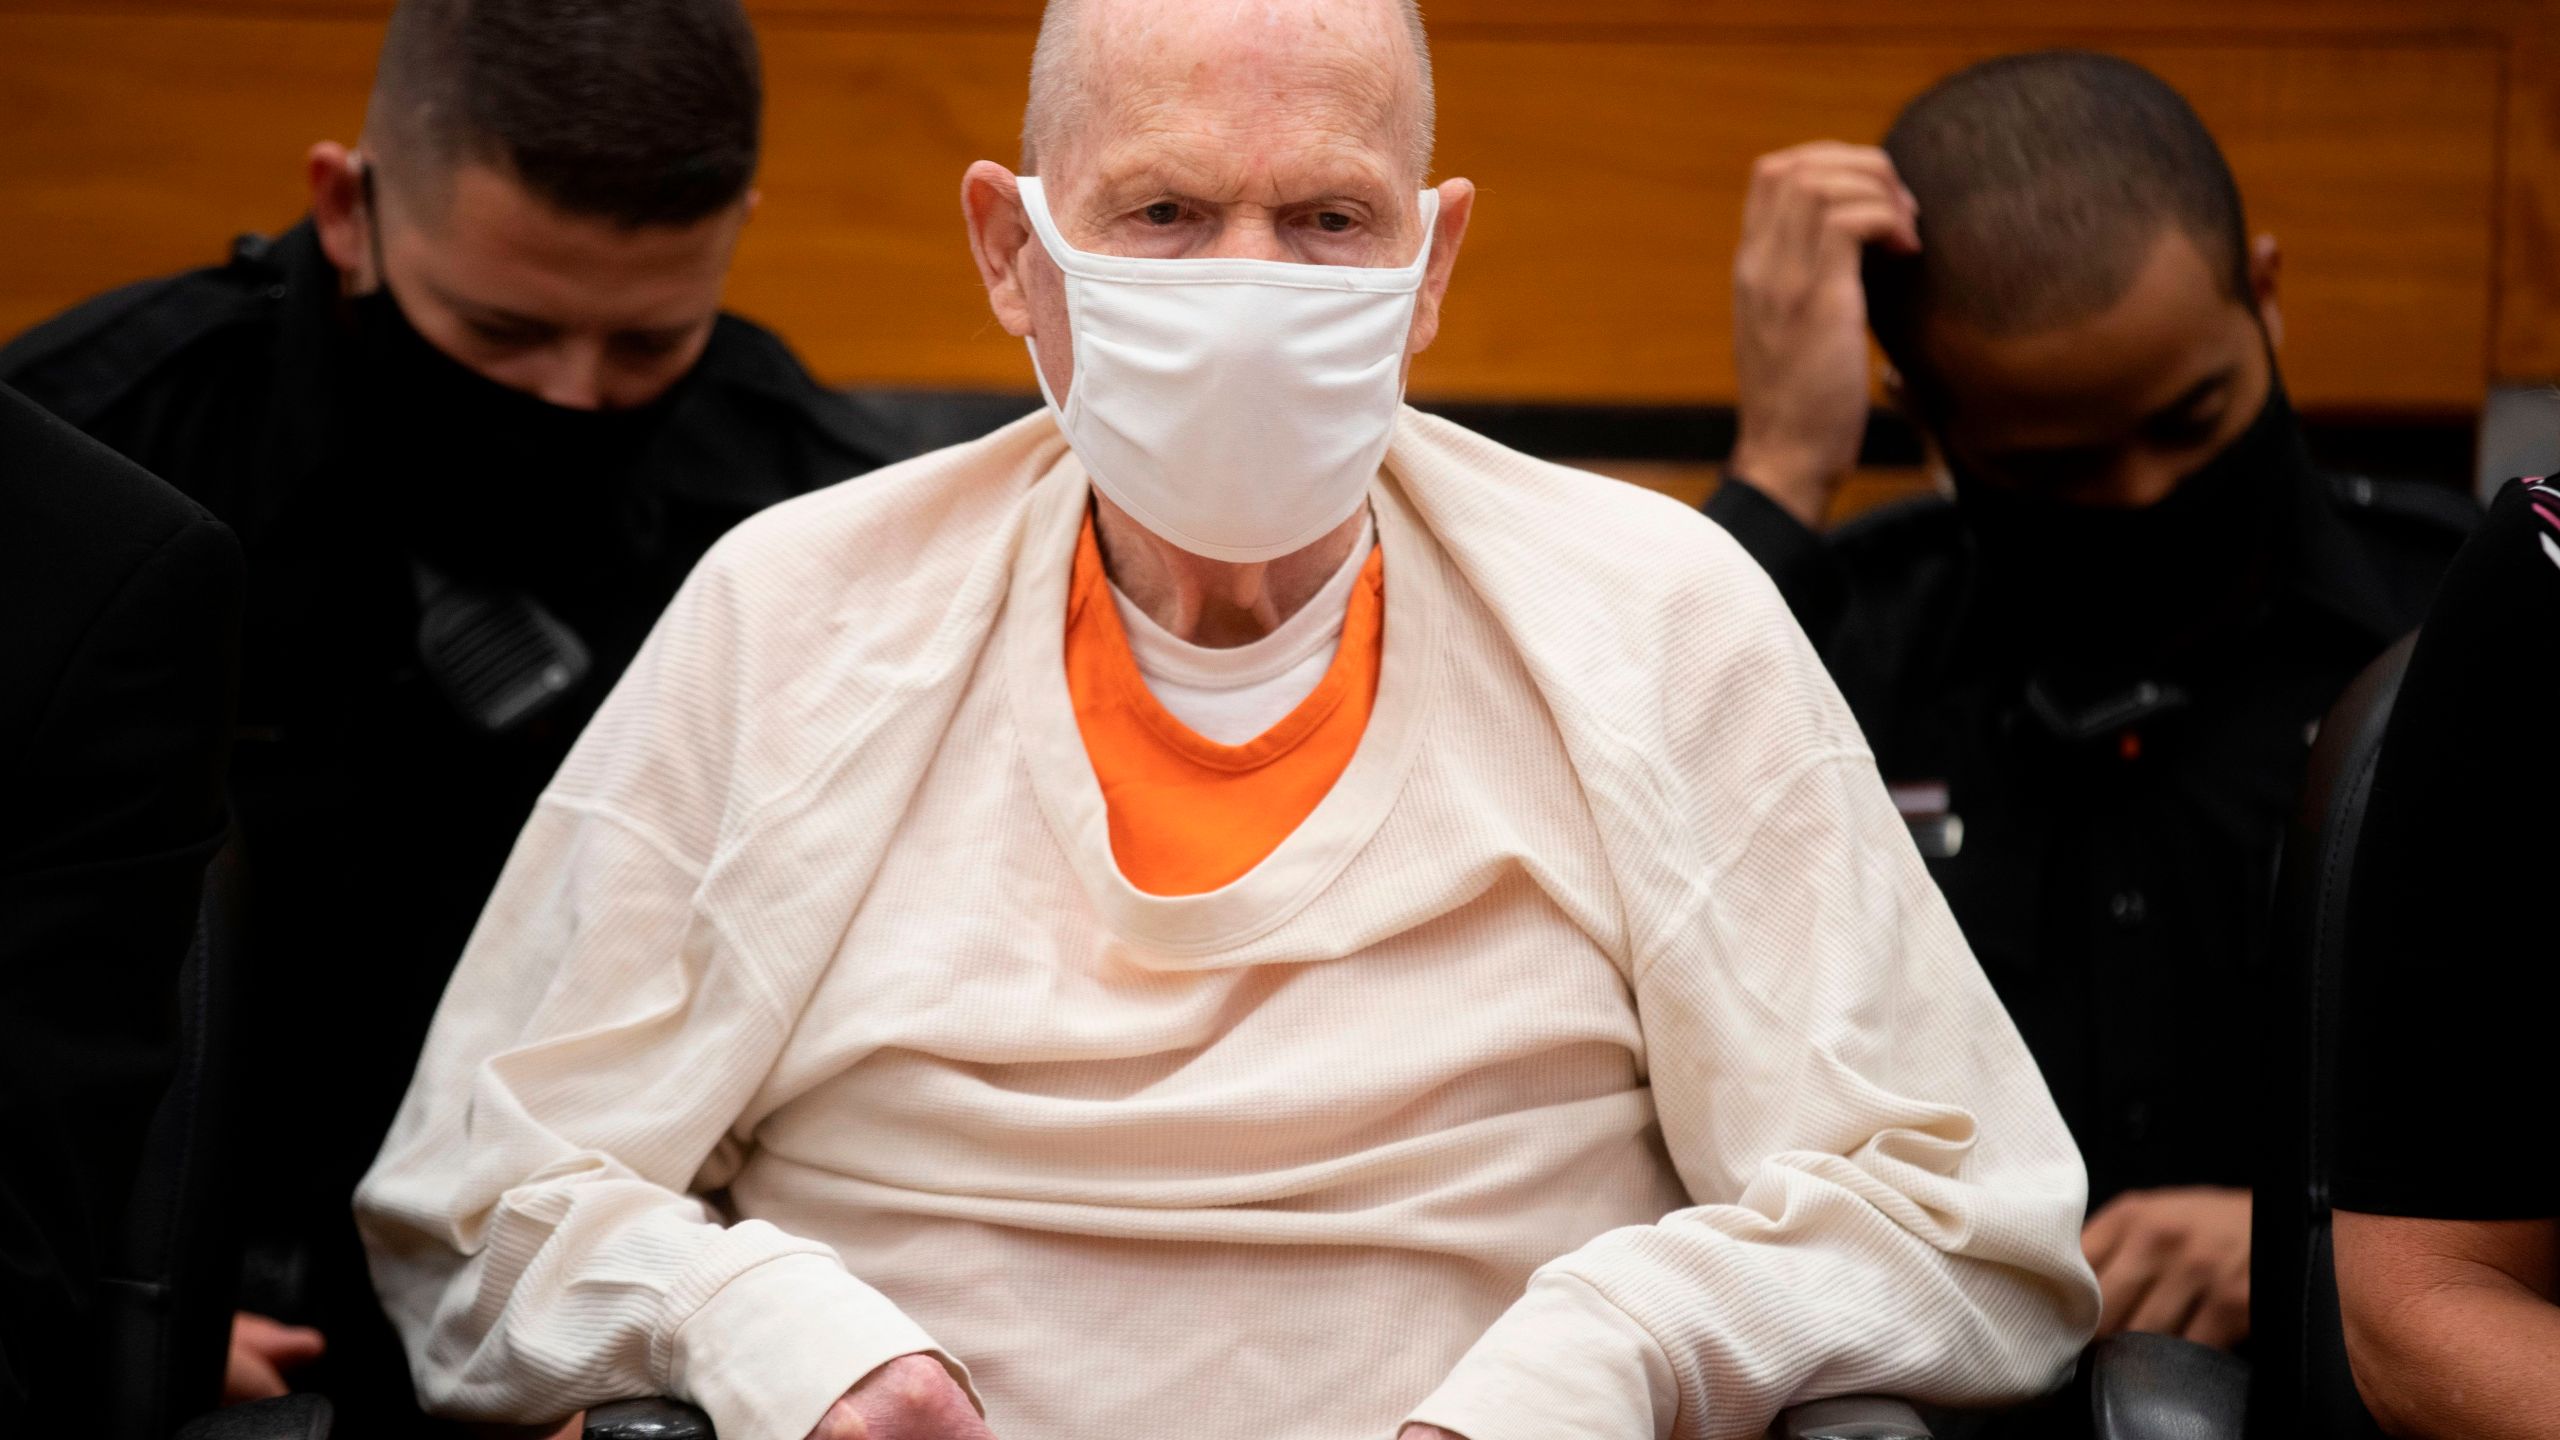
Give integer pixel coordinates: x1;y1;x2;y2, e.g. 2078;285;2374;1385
1950;375;2305;657
345;282;690;581
344;169;693;582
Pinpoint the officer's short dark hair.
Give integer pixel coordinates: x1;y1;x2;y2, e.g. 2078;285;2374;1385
367;0;761;228
1864;51;2251;388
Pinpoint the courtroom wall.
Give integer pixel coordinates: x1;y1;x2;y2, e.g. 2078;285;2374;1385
1;0;2549;417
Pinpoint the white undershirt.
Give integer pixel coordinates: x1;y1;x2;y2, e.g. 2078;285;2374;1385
1107;515;1375;745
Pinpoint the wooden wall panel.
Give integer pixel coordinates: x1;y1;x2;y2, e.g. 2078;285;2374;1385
0;14;372;337
1420;38;2498;408
0;0;2520;28
2494;4;2560;379
0;1;2534;410
734;28;1029;394
1584;461;1928;528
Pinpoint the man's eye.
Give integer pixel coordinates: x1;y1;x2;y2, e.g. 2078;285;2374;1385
1141;201;1182;226
469;320;543;348
2002;449;2111;488
2148;410;2223;448
1316;211;1354;233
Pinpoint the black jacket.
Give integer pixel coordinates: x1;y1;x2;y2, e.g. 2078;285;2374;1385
0;383;244;1429
1706;455;2473;1207
2332;477;2560;1221
0;221;904;1427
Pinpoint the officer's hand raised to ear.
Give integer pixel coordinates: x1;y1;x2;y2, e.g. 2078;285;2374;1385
1730;142;1921;530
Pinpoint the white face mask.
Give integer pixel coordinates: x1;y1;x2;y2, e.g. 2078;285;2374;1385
1016;176;1441;563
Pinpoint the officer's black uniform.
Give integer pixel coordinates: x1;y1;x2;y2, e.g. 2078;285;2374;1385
0;220;908;1429
1705;441;2473;1211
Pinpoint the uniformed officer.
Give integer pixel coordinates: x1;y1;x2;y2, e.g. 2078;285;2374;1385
0;0;906;1427
1710;52;2472;1353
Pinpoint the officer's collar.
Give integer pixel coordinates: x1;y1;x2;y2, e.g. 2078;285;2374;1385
1951;435;2401;701
2274;464;2415;647
253;218;354;501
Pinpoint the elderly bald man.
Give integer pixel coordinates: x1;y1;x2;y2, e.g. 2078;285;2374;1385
356;3;2099;1437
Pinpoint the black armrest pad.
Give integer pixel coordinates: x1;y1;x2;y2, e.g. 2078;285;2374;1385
582;1392;1931;1440
582;1392;1935;1440
2088;1333;2249;1440
1771;1395;1933;1439
585;1398;717;1440
171;1394;334;1440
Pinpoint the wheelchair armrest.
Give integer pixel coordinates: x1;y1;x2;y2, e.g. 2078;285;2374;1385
1771;1396;1932;1439
2087;1332;2249;1440
579;1391;1935;1440
583;1398;716;1440
586;1393;1933;1440
170;1393;335;1440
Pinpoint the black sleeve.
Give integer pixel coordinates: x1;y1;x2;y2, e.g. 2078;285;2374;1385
1701;474;1850;643
0;514;243;1422
2331;478;2560;1219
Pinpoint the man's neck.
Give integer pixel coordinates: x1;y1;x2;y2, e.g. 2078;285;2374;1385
1092;494;1366;649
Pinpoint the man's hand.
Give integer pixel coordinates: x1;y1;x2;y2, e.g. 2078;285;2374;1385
1730;142;1921;529
2084;1186;2253;1349
804;1354;993;1440
221;1310;326;1403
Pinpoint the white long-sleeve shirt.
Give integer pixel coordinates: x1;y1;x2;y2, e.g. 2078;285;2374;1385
356;409;2099;1440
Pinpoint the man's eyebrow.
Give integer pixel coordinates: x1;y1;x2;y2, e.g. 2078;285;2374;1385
1084;156;1397;210
421;278;558;335
615;320;702;346
1286;187;1397;210
1982;438;2111;466
2151;367;2241;422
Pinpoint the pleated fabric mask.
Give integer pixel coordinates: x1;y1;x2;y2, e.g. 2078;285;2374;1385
1016;175;1439;563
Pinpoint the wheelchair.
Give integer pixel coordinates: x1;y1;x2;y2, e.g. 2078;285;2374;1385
151;638;2421;1440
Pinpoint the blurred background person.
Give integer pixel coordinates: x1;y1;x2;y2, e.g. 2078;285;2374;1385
0;383;244;1432
1709;51;2475;1351
0;0;904;1428
2329;474;2560;1440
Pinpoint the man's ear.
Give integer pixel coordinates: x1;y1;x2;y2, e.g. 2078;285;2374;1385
1406;177;1476;356
961;161;1039;337
307;141;373;290
2250;232;2284;350
1879;362;1959;495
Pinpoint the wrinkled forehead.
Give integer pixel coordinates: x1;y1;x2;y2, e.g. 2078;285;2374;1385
1048;3;1420;206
